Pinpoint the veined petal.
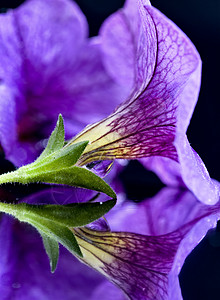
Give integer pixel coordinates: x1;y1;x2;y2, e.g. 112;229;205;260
73;227;181;300
69;4;200;166
139;59;202;188
140;53;218;204
68;2;217;204
72;189;220;300
72;224;196;300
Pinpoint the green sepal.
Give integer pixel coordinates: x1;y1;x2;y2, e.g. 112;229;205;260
27;140;89;171
41;233;59;273
0;198;116;272
0;114;115;199
0;202;83;262
14;199;116;227
36;114;64;162
0;199;115;228
28;166;116;199
3;166;116;199
32;114;89;169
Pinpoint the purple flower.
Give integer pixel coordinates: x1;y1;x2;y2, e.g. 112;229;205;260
0;0;128;167
1;186;219;299
69;0;219;204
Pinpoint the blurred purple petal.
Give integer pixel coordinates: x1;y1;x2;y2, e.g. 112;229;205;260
140;157;185;187
0;11;24;162
0;216;16;300
106;187;220;236
21;186;98;205
0;88;17;162
0;0;127;166
100;0;152;89
91;281;125;300
0;215;105;300
61;39;129;133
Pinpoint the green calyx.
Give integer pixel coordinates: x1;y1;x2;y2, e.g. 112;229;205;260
0;114;117;272
0;115;116;199
0;199;115;272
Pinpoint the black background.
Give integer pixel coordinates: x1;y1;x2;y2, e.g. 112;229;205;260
0;0;220;299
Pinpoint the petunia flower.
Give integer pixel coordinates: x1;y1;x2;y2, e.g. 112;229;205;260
0;0;128;167
68;0;219;204
1;186;219;299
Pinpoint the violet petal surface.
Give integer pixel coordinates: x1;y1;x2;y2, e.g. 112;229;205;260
70;1;218;204
73;188;220;299
0;215;105;300
0;0;128;166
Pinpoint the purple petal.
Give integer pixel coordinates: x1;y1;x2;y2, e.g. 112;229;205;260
69;2;218;204
14;0;88;94
0;12;25;162
0;216;16;300
62;38;129;137
21;186;98;205
140;47;219;204
0;215;105;300
0;88;17;162
73;188;220;299
70;3;200;163
138;8;219;204
100;0;153;89
91;281;126;300
73;225;189;299
140;157;185;187
175;136;220;204
0;0;87;165
106;188;219;235
0;0;128;166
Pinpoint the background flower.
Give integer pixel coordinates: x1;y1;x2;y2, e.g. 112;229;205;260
0;0;128;167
